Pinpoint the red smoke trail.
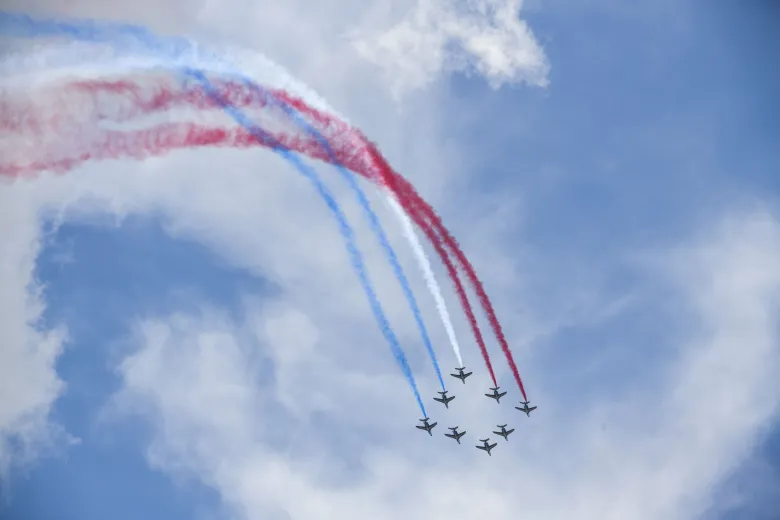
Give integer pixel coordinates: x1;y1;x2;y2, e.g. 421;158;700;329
1;81;528;399
402;196;499;387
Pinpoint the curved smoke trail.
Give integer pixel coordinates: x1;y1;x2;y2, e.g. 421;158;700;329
189;69;427;415
129;78;511;391
1;90;499;392
0;10;449;394
1;58;429;418
386;196;463;368
230;77;447;392
0;13;530;401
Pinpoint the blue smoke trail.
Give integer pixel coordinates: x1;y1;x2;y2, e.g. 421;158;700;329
0;11;430;416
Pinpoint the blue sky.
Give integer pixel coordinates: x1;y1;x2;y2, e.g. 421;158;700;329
1;1;779;520
3;216;248;520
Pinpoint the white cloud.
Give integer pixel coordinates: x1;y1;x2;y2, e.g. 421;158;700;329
351;0;550;96
0;187;70;485
102;208;780;520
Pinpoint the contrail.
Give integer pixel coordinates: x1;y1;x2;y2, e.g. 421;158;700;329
386;195;463;368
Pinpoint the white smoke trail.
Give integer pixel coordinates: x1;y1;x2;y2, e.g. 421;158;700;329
386;195;463;368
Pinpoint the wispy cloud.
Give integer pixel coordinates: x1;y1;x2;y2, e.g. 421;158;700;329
351;0;550;96
0;188;71;487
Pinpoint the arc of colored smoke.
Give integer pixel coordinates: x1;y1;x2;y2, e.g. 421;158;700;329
2;98;499;394
0;10;449;395
0;12;528;401
2;76;430;416
240;84;524;396
116;77;512;394
386;196;464;368
2;76;464;377
252;79;447;393
89;77;513;393
70;76;504;390
191;69;431;416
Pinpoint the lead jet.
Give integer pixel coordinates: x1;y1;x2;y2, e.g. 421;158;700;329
444;427;466;444
492;424;514;441
515;401;537;416
476;438;498;456
416;417;437;436
433;391;455;409
450;367;472;384
485;387;507;403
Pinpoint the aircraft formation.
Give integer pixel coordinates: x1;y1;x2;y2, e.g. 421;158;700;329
415;367;537;456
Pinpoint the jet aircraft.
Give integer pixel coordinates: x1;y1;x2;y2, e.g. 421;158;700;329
433;391;455;409
492;424;514;441
416;417;437;436
476;438;498;456
515;401;537;416
450;367;472;384
485;387;507;403
444;427;466;444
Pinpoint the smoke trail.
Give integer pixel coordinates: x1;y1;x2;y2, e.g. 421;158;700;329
0;74;484;386
248;80;447;393
0;77;430;416
193;69;432;416
0;86;501;390
0;10;449;395
370;153;527;399
1;11;527;398
197;84;520;394
0;112;501;389
0;75;508;392
238;82;524;396
386;195;463;368
1;75;503;392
